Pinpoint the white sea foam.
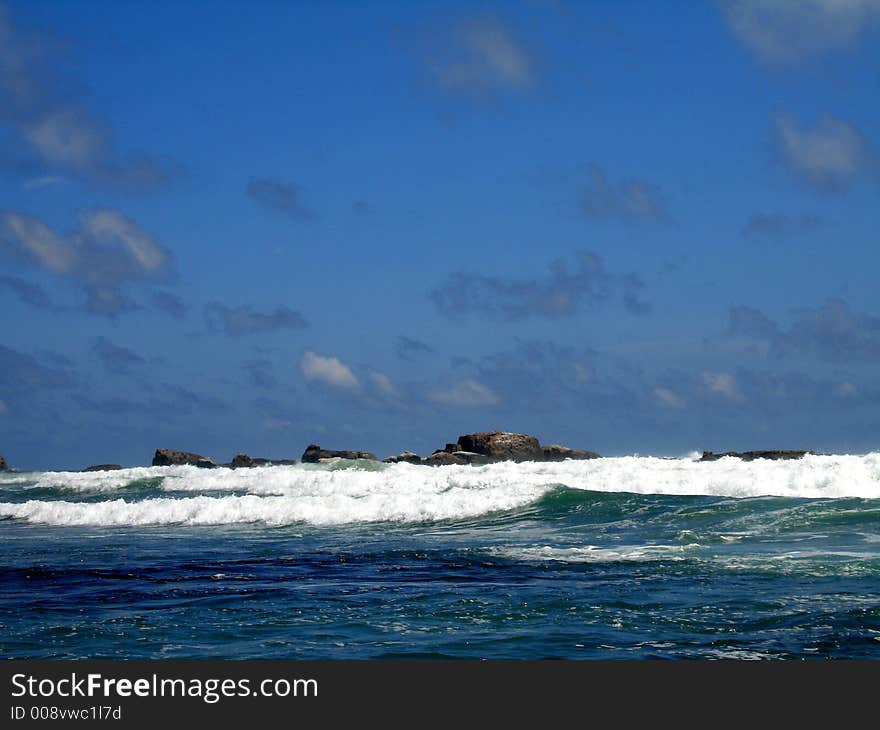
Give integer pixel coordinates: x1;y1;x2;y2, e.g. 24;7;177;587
0;452;878;526
488;544;701;563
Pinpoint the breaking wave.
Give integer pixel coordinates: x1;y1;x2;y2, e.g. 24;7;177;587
1;452;878;527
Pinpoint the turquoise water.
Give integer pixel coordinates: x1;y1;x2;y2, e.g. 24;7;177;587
1;456;879;659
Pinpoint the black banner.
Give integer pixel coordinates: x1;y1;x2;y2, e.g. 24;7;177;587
2;660;877;727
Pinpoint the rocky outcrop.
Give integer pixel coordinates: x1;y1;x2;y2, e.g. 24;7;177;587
542;445;601;462
423;450;465;466
228;454;298;468
152;448;217;468
301;444;377;463
382;451;422;464
700;450;813;462
0;455;7;471
303;431;600;467
83;464;122;472
230;453;254;469
455;431;544;463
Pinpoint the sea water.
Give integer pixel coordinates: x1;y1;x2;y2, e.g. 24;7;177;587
2;453;879;658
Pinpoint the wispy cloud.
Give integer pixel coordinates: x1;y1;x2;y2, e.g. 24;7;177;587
430;252;650;321
428;379;500;407
204;303;308;336
741;212;822;238
582;164;670;222
0;209;172;316
92;337;144;374
730;298;880;362
396;335;434;361
721;0;880;65
150;290;188;319
243;359;279;390
425;14;537;98
245;179;316;220
774;113;873;191
0;274;60;310
0;3;179;191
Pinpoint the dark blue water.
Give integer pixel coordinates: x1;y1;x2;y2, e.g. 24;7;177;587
3;472;880;659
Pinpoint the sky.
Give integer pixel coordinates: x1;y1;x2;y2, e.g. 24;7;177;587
1;0;879;470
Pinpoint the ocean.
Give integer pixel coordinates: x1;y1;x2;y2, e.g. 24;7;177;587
2;453;879;659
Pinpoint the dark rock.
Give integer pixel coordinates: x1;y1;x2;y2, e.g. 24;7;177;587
444;443;459;453
423;450;465;466
700;450;813;462
450;450;492;465
301;444;377;463
0;455;7;471
251;458;297;466
382;450;422;464
152;448;217;468
230;453;254;469
542;445;602;461
82;464;123;472
455;431;544;463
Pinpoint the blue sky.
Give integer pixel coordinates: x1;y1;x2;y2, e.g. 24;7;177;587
1;0;879;469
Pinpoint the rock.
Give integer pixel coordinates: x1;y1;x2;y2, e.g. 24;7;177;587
455;431;544;463
251;458;297;466
700;450;813;462
450;450;492;465
301;444;377;463
423;450;465;466
382;450;422;464
152;448;218;468
230;453;254;469
82;464;123;472
542;445;601;461
0;455;7;471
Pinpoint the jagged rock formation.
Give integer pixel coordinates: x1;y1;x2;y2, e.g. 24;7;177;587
301;444;378;463
152;448;217;468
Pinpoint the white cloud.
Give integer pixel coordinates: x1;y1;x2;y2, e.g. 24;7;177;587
80;209;168;273
367;370;398;397
1;212;75;273
430;15;535;96
775;113;869;190
1;209;169;281
299;351;359;390
428;379;500;407
23;111;107;171
722;0;880;64
834;381;859;398
702;372;741;400
654;387;685;409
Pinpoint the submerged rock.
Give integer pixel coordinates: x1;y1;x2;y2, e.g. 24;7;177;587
542;445;601;462
700;450;813;462
82;464;123;472
0;455;7;471
152;448;218;468
455;431;544;463
301;444;377;463
382;450;422;464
